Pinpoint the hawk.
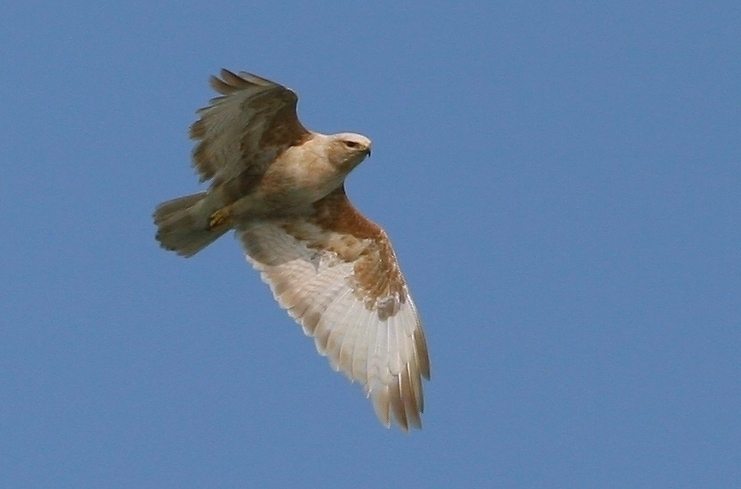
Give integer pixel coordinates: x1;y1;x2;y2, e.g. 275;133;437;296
154;70;430;431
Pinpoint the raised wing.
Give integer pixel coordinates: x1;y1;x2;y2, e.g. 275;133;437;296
237;188;430;430
189;69;311;186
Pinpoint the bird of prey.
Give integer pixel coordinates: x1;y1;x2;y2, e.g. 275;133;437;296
153;69;430;431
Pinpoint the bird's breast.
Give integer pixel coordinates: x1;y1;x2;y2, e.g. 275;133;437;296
221;146;345;218
261;146;345;205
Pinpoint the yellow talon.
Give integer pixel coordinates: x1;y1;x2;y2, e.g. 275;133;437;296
208;208;231;229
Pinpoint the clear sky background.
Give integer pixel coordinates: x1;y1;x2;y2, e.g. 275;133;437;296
2;2;739;488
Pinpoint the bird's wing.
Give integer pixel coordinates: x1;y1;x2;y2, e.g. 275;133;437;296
236;187;430;431
189;69;311;186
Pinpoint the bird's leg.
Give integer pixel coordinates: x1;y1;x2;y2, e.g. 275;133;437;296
208;206;233;229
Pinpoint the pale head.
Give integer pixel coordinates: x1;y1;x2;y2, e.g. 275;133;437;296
326;133;372;173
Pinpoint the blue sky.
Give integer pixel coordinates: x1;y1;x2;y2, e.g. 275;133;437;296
2;2;739;487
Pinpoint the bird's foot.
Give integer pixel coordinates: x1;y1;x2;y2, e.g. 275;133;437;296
208;207;231;229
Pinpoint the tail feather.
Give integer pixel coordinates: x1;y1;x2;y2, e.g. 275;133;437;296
153;192;228;257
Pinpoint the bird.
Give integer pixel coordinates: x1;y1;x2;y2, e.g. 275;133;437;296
153;69;430;431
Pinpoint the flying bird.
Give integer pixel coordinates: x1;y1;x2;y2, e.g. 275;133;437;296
153;70;430;430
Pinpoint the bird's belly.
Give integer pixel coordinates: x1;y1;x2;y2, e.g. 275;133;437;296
226;174;343;218
219;148;344;218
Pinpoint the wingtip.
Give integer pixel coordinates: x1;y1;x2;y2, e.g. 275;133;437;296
208;69;237;94
369;382;424;432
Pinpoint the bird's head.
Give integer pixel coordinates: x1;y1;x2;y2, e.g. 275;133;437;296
327;133;372;173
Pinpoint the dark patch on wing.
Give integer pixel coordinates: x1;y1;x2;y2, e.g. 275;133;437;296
188;69;311;187
310;187;408;315
219;168;265;205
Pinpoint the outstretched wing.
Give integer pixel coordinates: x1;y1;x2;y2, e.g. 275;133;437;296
189;69;311;186
237;188;430;431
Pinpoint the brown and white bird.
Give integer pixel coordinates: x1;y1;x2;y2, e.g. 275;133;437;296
154;70;430;430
